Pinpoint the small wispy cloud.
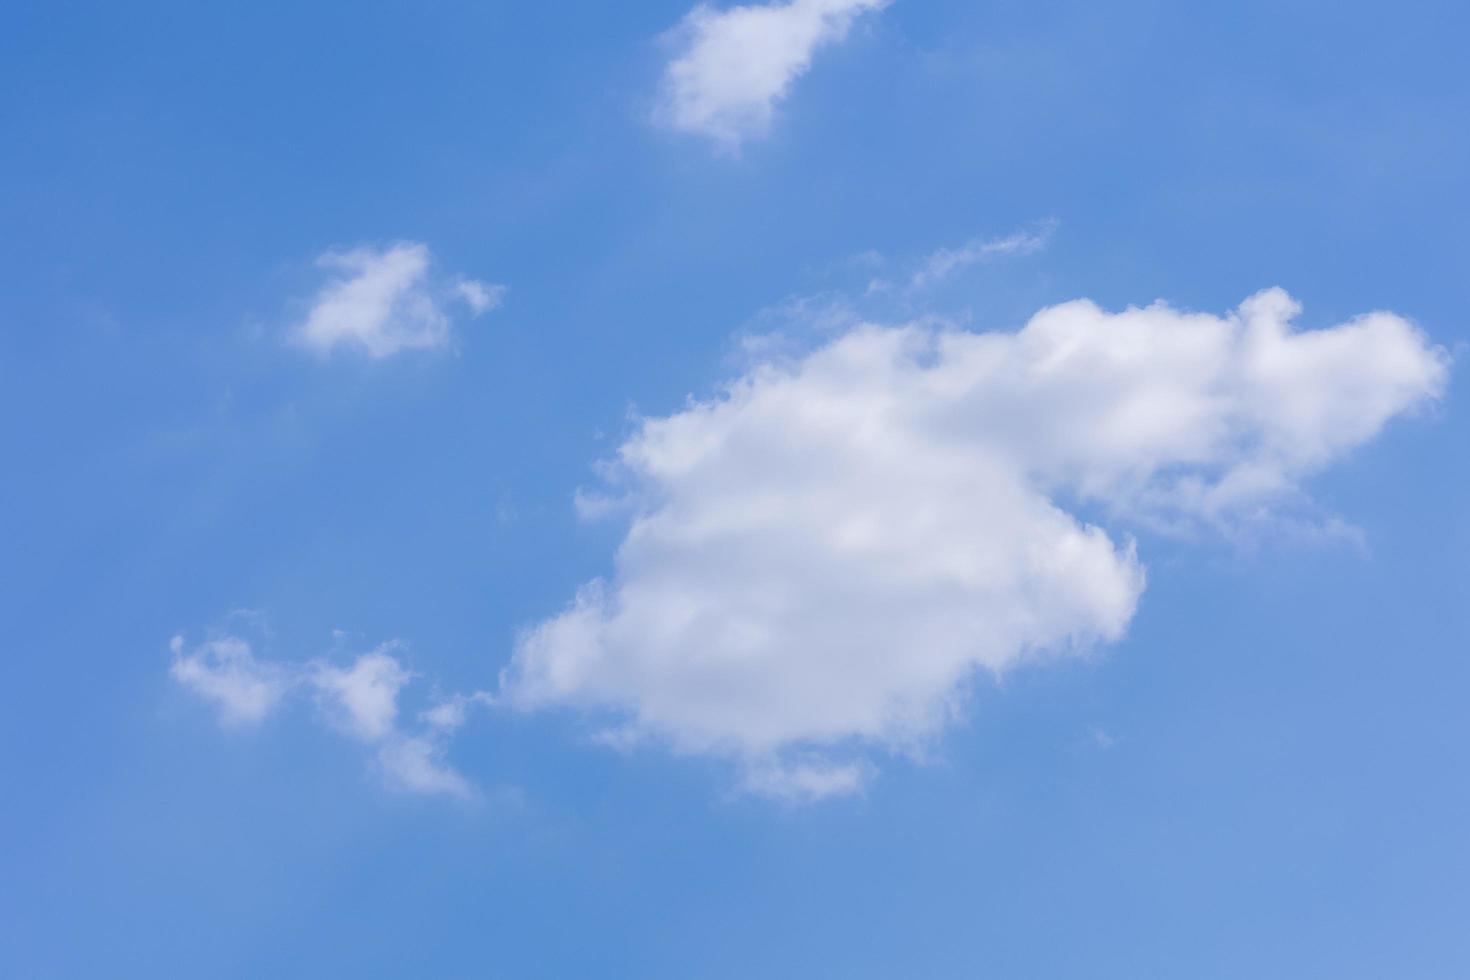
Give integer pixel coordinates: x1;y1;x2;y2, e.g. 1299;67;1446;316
170;630;490;798
453;278;507;316
311;648;413;743
169;634;291;727
908;221;1057;290
656;0;890;148
732;224;1056;351
290;242;504;358
739;759;872;804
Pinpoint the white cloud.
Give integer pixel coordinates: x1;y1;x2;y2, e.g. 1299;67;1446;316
310;648;413;743
658;0;889;146
909;223;1056;290
421;692;495;733
290;242;503;358
172;633;480;798
309;649;473;797
501;289;1447;798
741;759;872;803
374;735;472;798
454;278;506;316
169;634;290;727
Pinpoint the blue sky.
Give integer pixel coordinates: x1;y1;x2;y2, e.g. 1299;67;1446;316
3;0;1468;976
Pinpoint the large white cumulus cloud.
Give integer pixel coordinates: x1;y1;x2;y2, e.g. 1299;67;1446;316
501;289;1447;799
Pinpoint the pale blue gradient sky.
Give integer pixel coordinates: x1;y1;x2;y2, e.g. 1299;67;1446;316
2;1;1467;976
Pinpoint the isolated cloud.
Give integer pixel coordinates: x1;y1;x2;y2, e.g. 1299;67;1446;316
169;635;290;727
290;242;503;358
658;0;889;146
453;277;506;315
309;648;479;797
909;223;1055;290
312;649;411;742
171;634;476;797
501;289;1447;799
373;734;473;797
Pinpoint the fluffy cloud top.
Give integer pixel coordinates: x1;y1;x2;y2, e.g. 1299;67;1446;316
658;0;889;146
291;242;504;358
501;289;1446;799
171;634;475;797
